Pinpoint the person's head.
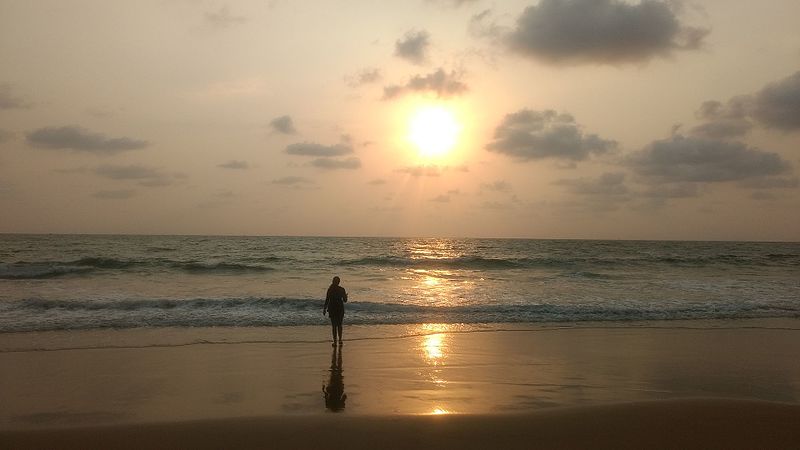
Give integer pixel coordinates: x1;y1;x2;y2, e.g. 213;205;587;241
332;276;340;286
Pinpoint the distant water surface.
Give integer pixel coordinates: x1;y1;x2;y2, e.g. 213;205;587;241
0;235;798;332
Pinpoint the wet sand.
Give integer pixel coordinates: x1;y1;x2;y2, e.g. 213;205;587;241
1;320;799;448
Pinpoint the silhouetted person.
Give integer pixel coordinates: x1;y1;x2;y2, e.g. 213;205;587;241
322;345;346;412
323;276;347;346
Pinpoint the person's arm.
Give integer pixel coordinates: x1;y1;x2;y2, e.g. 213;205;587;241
323;293;330;315
342;288;348;303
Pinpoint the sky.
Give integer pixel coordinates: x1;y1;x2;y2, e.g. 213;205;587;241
1;0;799;240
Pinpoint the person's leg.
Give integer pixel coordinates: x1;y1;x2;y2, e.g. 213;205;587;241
335;314;344;343
330;319;337;344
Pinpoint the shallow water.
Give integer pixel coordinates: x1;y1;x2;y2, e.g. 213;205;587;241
1;235;798;331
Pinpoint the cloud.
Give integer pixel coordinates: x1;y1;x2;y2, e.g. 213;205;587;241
640;183;700;199
554;172;629;196
272;176;313;186
27;126;148;154
345;68;382;87
382;68;468;100
95;164;175;187
205;6;246;28
395;165;442;177
394;30;430;64
507;0;708;65
269;115;297;135
750;191;778;201
93;189;135;200
285;142;352;157
738;177;799;189
0;84;31;109
479;201;513;210
218;160;249;169
480;181;512;192
431;194;451;203
368;179;387;185
751;71;800;131
469;9;506;39
426;0;480;7
628;135;791;183
310;157;362;170
689;99;752;140
486;109;616;162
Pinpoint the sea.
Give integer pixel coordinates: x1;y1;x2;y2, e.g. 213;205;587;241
0;235;798;333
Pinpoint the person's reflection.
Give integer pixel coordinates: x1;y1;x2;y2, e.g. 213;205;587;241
322;345;346;412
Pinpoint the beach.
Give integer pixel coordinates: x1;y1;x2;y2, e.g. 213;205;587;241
2;319;799;448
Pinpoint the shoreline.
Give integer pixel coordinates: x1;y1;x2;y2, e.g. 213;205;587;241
2;317;798;353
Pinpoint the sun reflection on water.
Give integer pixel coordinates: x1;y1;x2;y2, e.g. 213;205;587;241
423;333;444;360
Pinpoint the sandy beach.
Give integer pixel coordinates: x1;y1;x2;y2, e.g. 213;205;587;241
1;319;799;448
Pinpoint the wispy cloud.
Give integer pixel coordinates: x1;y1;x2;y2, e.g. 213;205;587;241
310;157;361;170
205;6;246;28
95;164;177;187
93;189;135;200
0;84;32;109
27;126;149;154
345;68;382;87
383;68;468;100
286;142;352;157
218;160;249;170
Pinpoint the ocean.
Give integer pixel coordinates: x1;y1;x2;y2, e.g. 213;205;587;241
0;235;798;333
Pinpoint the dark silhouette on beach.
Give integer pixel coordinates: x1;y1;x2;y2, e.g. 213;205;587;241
322;345;346;412
323;276;347;346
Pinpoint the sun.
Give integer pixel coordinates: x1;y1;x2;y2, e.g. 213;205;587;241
408;105;461;159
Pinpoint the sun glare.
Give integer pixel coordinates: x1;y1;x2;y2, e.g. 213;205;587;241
408;106;461;159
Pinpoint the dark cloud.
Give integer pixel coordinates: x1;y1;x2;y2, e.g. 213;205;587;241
270;115;297;135
218;160;249;169
628;135;791;183
310;157;361;170
382;68;468;100
272;176;313;186
690;99;752;140
0;84;31;109
751;71;800;131
554;172;629;196
27;126;148;154
486;109;616;162
394;30;430;64
95;165;174;187
285;142;352;157
507;0;708;65
93;189;135;200
205;6;246;28
738;177;799;190
345;68;382;87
